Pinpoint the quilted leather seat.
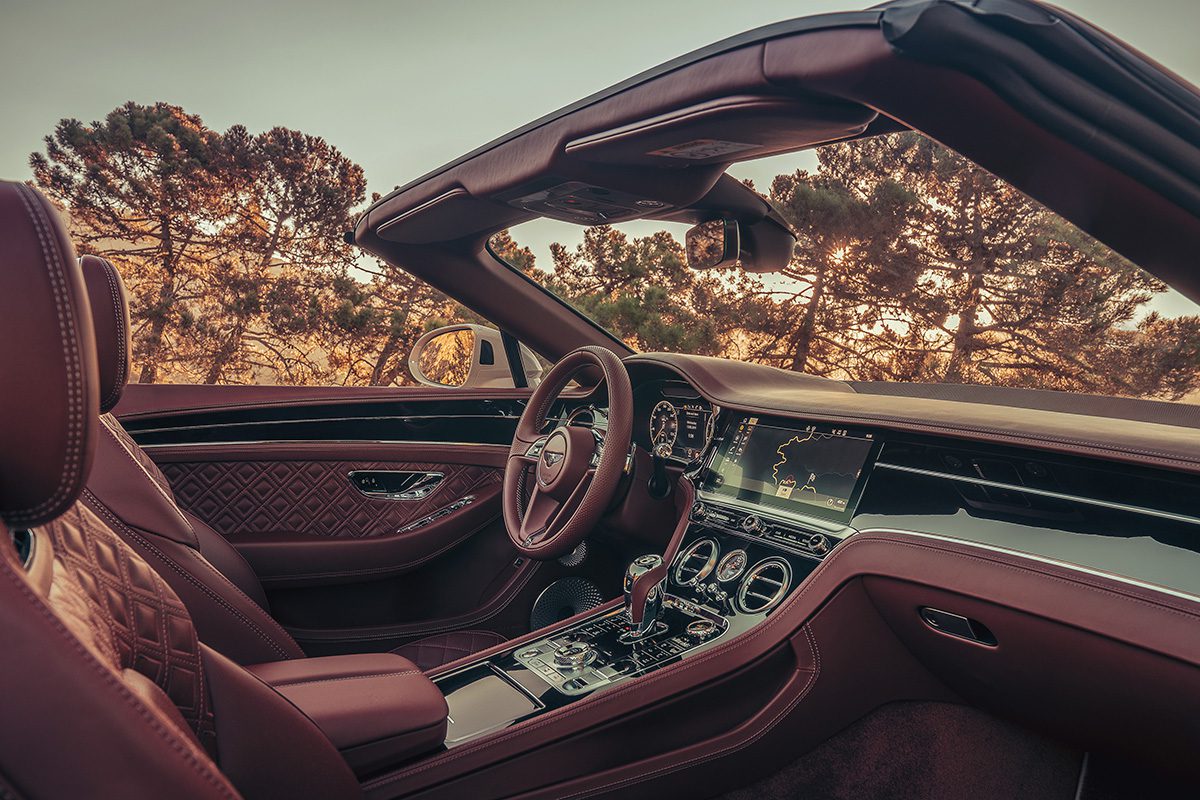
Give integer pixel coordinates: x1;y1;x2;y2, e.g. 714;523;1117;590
77;254;507;669
0;181;361;798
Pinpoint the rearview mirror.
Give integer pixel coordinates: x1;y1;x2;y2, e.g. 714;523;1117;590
409;324;544;389
685;219;740;270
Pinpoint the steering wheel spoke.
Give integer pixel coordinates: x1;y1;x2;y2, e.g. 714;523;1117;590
502;346;633;559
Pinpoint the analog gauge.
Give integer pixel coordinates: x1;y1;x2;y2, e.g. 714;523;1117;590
650;401;679;451
715;549;748;582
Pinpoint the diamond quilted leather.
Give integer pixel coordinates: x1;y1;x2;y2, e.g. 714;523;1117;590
159;460;500;538
390;630;508;671
41;502;216;748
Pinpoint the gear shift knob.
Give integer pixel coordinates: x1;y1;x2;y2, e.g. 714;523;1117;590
623;554;665;640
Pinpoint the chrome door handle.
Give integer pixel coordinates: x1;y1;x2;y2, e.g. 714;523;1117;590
348;470;444;500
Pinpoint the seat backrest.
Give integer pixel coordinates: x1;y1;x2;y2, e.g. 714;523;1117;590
77;255;305;665
0;183;358;799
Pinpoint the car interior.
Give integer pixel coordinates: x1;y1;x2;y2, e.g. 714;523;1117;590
2;0;1200;798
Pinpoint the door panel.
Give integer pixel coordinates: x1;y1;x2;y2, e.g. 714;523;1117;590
149;442;504;582
115;384;620;656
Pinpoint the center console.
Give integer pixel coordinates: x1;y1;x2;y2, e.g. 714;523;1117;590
433;412;881;749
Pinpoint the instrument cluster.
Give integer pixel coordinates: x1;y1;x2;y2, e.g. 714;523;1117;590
635;380;715;463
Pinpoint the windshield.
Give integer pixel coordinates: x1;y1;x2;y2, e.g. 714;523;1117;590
492;133;1200;404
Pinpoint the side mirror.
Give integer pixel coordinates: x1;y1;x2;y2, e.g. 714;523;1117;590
409;324;544;389
685;219;740;270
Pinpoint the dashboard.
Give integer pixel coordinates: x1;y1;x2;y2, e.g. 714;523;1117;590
559;359;1200;606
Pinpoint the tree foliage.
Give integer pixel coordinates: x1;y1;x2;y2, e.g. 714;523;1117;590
31;107;1200;401
539;134;1200;401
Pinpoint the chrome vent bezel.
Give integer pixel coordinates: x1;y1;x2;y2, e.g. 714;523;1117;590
736;558;792;614
673;538;719;586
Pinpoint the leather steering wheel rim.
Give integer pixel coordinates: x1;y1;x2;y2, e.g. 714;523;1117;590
503;346;633;559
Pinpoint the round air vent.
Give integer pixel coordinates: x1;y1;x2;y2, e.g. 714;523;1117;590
673;538;719;586
736;558;792;614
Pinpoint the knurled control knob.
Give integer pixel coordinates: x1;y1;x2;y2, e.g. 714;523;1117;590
691;502;708;521
553;641;598;670
741;514;764;534
807;533;831;555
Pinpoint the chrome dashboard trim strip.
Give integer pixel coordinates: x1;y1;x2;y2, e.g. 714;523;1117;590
859;527;1200;606
125;412;520;436
874;462;1200;528
137;439;507;450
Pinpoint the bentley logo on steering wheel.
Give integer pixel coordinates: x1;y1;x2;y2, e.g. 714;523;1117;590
543;451;565;466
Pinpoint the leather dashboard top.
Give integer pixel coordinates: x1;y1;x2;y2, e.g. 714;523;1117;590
630;353;1200;476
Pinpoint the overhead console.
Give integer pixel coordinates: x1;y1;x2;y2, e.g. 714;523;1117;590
564;95;877;167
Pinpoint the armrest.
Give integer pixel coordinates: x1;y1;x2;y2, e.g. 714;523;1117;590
248;653;448;776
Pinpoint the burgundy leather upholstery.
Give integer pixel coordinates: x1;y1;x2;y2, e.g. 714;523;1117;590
42;501;217;747
79;254;131;413
0;181;98;527
247;653;450;775
78;242;508;669
392;629;508;671
0;181;356;799
161;458;500;539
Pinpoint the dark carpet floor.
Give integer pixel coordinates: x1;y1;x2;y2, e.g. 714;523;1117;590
716;701;1196;800
717;701;1080;800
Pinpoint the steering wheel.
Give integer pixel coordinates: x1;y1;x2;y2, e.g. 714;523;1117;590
503;346;633;559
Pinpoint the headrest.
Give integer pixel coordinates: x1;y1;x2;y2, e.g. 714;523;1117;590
0;182;99;527
79;256;131;413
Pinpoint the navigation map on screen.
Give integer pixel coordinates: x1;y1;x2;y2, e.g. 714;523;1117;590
705;417;875;519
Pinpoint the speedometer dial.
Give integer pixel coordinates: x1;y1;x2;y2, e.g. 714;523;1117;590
650;401;678;451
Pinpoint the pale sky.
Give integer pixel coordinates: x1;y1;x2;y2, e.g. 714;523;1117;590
3;0;1198;313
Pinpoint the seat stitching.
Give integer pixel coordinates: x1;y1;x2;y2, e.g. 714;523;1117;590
0;546;237;798
270;669;422;689
84;492;297;661
9;185;84;521
99;258;128;408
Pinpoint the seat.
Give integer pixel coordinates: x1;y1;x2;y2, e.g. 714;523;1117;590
0;181;364;798
77;254;507;669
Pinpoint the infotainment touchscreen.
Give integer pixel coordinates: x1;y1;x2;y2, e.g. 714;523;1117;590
702;416;877;522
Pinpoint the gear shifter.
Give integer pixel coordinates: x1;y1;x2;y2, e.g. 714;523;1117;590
622;554;665;640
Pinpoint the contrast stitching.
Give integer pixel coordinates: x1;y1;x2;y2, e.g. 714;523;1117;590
270;669;422;689
84;492;297;661
99;258;128;408
0;544;237;798
9;185;84;522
